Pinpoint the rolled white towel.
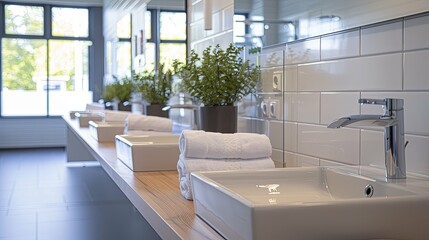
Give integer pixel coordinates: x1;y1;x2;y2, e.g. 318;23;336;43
179;130;272;159
125;114;172;133
177;154;275;200
103;110;130;122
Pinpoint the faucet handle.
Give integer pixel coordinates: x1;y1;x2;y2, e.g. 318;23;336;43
358;98;387;106
359;98;404;112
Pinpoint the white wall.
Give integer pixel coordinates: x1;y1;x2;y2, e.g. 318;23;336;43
248;13;429;176
187;0;234;55
0;118;66;148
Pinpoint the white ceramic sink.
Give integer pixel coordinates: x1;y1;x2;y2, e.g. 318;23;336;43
115;134;180;171
191;167;429;240
89;121;125;142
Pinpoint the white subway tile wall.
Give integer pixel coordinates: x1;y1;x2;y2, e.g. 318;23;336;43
321;30;360;60
320;92;360;125
253;14;429;176
404;14;429;50
284;65;298;92
361;21;403;55
284;152;319;167
404;50;429;90
285;38;320;64
188;0;233;54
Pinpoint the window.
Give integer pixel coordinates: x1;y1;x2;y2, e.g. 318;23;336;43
1;3;97;117
145;9;187;72
5;5;44;35
52;7;89;37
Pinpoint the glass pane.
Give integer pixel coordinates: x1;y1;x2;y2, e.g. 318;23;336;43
117;41;131;78
1;38;47;116
5;4;44;35
48;40;92;116
145;42;155;72
145;11;152;40
160;12;186;40
117;14;131;39
52;7;88;37
160;43;186;70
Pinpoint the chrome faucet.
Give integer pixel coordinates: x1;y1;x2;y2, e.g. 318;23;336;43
328;98;406;179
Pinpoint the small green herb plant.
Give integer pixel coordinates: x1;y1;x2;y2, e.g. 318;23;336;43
101;76;133;102
134;63;173;105
182;43;259;106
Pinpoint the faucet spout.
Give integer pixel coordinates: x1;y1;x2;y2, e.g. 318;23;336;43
327;98;406;180
327;114;395;129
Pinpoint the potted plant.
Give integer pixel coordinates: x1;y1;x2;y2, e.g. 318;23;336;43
134;63;173;118
181;43;259;133
101;76;133;111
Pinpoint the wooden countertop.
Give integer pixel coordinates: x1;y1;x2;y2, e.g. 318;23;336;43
63;117;223;240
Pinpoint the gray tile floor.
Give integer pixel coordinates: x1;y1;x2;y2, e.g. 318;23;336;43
0;148;161;240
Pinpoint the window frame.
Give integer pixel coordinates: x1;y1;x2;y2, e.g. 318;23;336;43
0;2;95;118
146;8;187;71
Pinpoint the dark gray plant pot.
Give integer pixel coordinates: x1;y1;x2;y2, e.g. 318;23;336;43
200;106;237;133
118;101;132;112
146;104;169;118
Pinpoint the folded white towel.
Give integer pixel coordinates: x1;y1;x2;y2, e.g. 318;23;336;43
103;110;130;122
177;154;275;200
179;130;272;159
124;114;172;133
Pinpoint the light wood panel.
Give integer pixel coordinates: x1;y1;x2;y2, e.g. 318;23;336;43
63;117;222;240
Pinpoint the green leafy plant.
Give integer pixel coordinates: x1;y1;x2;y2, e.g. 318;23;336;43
101;76;133;102
134;63;173;105
181;44;259;106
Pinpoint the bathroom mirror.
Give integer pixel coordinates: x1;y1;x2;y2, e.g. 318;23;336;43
234;0;429;48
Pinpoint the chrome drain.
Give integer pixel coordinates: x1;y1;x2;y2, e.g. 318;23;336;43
364;184;374;198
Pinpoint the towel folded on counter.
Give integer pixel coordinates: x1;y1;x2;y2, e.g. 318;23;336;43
177;130;274;200
124;114;172;133
179;130;272;159
177;154;275;200
103;110;130;122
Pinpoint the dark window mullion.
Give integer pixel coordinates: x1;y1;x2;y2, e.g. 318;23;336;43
154;9;160;70
159;40;186;44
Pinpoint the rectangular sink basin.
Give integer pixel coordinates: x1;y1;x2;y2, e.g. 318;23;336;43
76;113;103;127
89;121;124;142
191;167;429;240
115;134;180;171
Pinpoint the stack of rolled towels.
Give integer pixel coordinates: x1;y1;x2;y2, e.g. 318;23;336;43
124;114;173;134
177;130;275;200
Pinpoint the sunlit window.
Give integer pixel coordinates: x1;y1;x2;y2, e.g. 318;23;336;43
146;10;187;71
160;12;186;40
160;43;186;68
5;4;44;35
1;3;94;117
145;11;152;40
117;14;131;39
52;7;88;37
1;38;47;116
